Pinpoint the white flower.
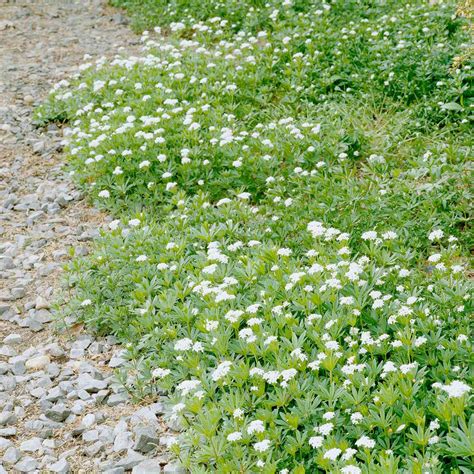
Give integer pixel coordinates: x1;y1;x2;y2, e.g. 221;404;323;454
174;338;193;351
108;219;121;230
135;255;147;262
325;340;339;351
307;221;326;237
247;420;265;434
205;320;219;332
429;419;440;431
342;448;357;460
227;431;242;441
355;435;375;449
211;361;232;381
437;380;471;398
81;299;92;307
253;439;271;452
225;310;244;323
350;412;363;424
202;264;217;274
172;403;185;413
414;336;427;347
262;370;280;384
361;231;377;241
176;379;201;396
428;229;444;241
340;296;354;305
323;411;335;420
428;253;442;263
128;218;141;227
309;436;323;448
323;447;341;460
341;466;361;474
382;231;397;240
246;304;261;314
400;363;417;374
318;422;334;436
152;368;171;378
280;369;297;383
239;328;256;343
98;190;110;198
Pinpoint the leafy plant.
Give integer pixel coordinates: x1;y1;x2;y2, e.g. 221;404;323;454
37;0;473;472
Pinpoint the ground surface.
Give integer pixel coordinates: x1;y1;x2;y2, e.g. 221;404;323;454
0;2;178;473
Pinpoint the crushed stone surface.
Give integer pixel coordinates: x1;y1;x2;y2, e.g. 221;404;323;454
0;2;180;472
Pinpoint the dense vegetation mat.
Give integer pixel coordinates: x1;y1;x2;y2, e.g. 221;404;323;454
36;0;473;472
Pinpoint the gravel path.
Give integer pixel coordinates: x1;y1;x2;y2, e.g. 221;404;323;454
0;2;179;473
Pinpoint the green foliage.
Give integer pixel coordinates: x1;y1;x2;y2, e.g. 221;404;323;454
37;0;473;472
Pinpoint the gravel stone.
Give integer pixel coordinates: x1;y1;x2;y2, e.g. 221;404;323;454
163;464;186;474
3;446;21;464
3;333;22;345
107;391;129;406
134;425;160;453
114;431;133;452
14;456;39;472
0;412;17;426
0;2;168;471
132;459;162;474
45;404;71;422
25;354;50;371
0;437;13;450
19;437;43;453
114;450;147;469
48;458;70;473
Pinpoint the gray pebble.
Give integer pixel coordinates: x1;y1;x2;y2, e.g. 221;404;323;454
45;403;71;422
3;446;21;464
132;459;162;474
163;464;186;474
0;411;17;426
19;437;43;453
133;425;160;454
48;458;70;473
14;456;39;472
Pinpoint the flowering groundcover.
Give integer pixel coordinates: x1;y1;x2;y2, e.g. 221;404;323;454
37;0;472;472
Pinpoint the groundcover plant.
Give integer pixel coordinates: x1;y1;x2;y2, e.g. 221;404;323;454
36;0;472;472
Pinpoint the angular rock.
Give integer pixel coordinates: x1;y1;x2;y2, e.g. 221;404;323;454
19;437;42;453
48;458;70;473
0;437;13;450
76;373;108;393
163;464;186;474
3;446;21;464
25;354;50;371
133;425;160;453
45;404;71;422
3;333;22;345
113;431;132;452
14;456;38;473
0;412;17;426
107;391;129;407
114;450;146;470
132;460;162;474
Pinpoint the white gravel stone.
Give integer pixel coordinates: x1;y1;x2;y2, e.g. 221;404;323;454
25;354;50;371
